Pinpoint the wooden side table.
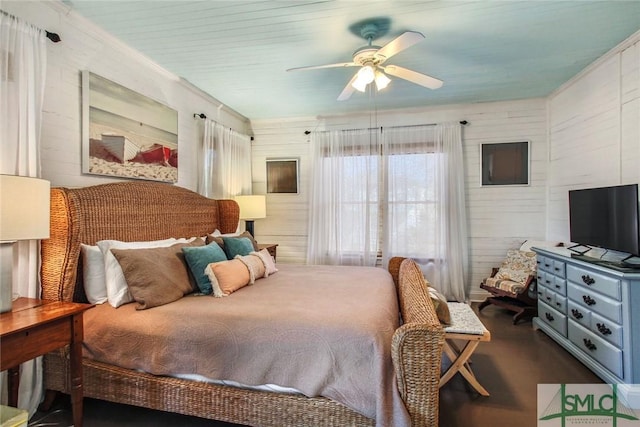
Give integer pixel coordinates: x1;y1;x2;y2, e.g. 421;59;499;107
0;298;92;427
257;243;278;261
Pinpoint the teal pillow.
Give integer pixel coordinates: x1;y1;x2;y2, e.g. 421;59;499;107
222;236;255;259
182;243;228;294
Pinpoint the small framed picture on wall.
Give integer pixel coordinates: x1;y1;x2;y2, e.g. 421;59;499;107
481;141;530;186
266;158;299;194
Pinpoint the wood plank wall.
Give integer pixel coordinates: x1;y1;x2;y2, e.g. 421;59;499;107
547;34;640;246
251;98;548;301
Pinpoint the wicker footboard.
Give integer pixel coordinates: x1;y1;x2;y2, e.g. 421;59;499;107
44;354;374;427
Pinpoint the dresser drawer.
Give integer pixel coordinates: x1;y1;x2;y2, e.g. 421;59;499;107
566;265;621;300
567;300;591;328
567;283;622;323
538;302;567;337
537;256;549;272
552;276;567;296
591;312;623;348
568;320;623;378
552;260;566;278
539;271;554;289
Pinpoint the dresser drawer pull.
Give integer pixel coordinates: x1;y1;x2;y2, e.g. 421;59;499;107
596;323;612;336
571;309;583;319
582;295;596;306
545;263;551;268
583;338;597;351
555;284;561;289
545;312;554;322
554;267;561;272
545;280;551;284
581;275;595;285
546;296;552;301
537;291;543;296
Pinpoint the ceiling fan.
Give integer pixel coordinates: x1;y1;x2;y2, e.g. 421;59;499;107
286;19;443;101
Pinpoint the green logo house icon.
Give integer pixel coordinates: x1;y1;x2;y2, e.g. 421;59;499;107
539;384;639;426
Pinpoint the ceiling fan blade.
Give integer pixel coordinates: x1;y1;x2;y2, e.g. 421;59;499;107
337;72;359;101
383;65;443;90
286;62;357;72
374;31;425;63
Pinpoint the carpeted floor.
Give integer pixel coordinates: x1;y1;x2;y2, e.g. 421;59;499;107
29;303;601;427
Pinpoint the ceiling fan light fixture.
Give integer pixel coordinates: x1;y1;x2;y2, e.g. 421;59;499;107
351;77;368;92
351;64;375;92
375;71;391;90
358;64;375;84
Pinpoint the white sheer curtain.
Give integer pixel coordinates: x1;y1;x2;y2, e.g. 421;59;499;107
0;11;48;415
307;129;380;266
198;119;252;199
307;123;469;301
383;123;469;301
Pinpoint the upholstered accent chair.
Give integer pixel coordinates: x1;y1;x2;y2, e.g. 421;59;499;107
478;249;538;324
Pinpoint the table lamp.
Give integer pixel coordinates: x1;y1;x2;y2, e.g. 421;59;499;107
234;195;266;237
0;175;50;313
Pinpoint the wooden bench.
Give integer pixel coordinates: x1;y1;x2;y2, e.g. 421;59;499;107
440;302;491;396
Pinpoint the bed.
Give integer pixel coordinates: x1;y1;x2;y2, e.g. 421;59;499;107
39;181;445;427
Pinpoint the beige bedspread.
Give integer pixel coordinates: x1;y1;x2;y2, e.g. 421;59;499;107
83;264;410;427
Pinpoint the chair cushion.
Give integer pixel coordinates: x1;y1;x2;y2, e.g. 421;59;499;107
482;277;526;294
494;249;537;285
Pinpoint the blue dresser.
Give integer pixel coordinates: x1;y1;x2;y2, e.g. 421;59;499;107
532;247;640;387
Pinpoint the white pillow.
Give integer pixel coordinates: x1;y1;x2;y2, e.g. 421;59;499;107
97;238;178;308
252;248;278;277
81;244;107;304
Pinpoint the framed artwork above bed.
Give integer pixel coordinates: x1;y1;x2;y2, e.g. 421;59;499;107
81;70;179;183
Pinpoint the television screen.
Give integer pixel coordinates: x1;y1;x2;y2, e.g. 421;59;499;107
569;184;640;256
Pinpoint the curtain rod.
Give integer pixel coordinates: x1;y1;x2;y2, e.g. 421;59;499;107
1;10;61;43
303;120;468;135
193;112;254;141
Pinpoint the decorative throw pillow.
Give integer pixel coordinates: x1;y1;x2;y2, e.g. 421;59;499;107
252;248;278;276
206;231;258;254
495;249;537;285
235;253;266;284
182;242;228;294
97;237;178;308
81;244;107;304
111;240;204;310
221;236;255;259
204;259;251;297
427;286;451;325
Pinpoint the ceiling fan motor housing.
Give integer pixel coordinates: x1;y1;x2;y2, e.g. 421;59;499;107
353;47;382;66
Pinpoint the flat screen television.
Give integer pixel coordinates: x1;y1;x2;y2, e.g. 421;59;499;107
568;184;640;261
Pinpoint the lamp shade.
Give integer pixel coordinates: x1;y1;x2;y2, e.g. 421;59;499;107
235;195;266;220
0;175;50;242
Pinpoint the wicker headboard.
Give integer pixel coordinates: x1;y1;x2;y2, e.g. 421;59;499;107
40;182;239;303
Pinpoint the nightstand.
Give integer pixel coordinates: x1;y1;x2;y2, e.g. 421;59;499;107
257;243;278;261
0;298;93;427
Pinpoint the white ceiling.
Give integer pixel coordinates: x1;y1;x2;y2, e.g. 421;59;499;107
65;0;640;120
